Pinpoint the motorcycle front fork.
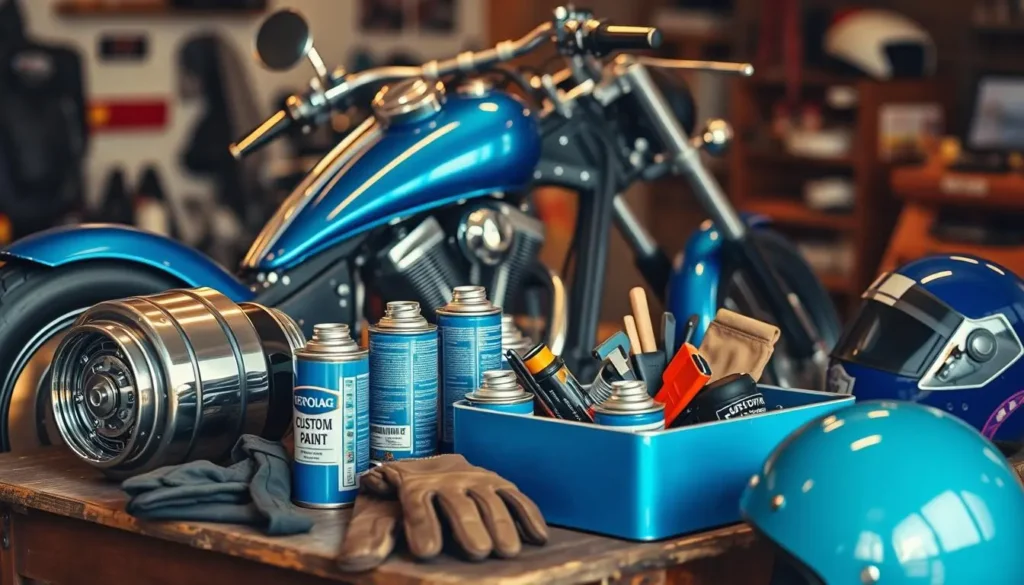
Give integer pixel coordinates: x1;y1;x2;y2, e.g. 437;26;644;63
618;59;824;362
612;194;824;363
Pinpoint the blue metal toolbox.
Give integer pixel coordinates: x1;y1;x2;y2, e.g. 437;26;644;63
454;386;853;541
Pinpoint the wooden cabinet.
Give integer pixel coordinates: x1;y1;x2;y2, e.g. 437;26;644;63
729;75;951;313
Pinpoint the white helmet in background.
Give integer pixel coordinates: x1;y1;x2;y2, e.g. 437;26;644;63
824;8;936;79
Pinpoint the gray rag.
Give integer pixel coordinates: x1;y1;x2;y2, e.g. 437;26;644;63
122;435;313;536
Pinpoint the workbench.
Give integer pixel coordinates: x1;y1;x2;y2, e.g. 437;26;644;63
883;157;1024;275
0;451;771;585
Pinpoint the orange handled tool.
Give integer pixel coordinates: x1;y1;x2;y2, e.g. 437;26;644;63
654;343;713;427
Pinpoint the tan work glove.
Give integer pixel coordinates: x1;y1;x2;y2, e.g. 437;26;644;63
699;308;780;383
337;490;403;572
362;454;549;561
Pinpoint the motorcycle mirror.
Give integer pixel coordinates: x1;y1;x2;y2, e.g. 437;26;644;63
694;119;733;157
255;9;313;71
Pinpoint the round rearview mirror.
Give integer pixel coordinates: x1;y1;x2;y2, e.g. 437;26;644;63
255;9;312;71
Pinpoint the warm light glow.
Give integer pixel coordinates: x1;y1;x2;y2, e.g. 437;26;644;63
920;270;953;284
950;256;978;264
479;102;499;112
823;418;845;433
327;122;461;221
850;434;882;451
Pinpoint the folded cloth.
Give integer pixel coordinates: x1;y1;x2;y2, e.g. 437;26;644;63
122;435;313;536
699;308;780;384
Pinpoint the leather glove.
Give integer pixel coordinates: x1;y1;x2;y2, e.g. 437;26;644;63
337;490;403;572
699;308;780;383
362;455;548;561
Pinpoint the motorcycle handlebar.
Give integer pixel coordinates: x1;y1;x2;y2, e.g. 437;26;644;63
230;13;662;159
229;109;292;160
584;23;662;54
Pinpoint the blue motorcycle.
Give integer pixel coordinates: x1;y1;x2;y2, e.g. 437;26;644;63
0;7;839;451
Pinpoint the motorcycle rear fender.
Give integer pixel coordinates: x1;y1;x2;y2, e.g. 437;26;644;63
666;213;772;349
0;224;254;302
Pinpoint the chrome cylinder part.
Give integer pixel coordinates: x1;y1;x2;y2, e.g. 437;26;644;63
465;370;531;405
593;380;662;416
373;300;430;331
50;287;305;479
588;369;616;405
501;315;534;358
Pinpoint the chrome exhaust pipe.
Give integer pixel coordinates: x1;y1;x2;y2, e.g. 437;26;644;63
545;266;568;356
50;287;304;479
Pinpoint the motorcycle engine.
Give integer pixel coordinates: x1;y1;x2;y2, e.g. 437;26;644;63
368;199;545;319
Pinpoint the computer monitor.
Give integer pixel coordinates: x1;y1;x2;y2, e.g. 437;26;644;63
964;73;1024;153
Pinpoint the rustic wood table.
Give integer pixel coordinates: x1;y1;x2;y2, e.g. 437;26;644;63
0;451;772;585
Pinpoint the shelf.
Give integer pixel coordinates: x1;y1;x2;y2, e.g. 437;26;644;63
747;148;854;170
819;272;854;294
55;1;266;17
744;197;856;231
748;67;859;88
973;20;1024;34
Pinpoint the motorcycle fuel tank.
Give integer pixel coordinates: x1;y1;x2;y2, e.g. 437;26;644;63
243;82;541;272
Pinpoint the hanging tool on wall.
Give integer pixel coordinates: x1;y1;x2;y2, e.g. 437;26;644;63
94;167;134;226
135;164;180;239
0;0;89;236
757;0;804;111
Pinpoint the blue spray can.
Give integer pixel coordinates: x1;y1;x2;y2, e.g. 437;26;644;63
292;323;369;509
436;286;502;452
369;301;438;462
500;315;534;371
593;380;665;432
465;369;534;416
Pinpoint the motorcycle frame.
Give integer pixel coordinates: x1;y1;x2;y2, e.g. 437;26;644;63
0;10;827;373
528;56;826;373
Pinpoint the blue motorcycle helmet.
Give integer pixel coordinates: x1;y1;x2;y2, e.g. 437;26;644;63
741;401;1024;585
828;254;1024;454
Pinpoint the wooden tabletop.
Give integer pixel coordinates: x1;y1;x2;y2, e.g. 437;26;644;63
0;450;760;585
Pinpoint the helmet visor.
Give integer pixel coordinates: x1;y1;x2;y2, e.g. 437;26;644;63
832;273;963;377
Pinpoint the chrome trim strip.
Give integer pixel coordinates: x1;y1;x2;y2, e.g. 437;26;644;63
241;116;384;269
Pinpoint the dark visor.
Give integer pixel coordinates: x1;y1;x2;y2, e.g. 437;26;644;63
832;285;964;378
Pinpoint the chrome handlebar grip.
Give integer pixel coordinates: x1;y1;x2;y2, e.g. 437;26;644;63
636;56;754;76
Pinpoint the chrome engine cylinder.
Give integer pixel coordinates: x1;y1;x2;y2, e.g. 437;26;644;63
50;287;305;479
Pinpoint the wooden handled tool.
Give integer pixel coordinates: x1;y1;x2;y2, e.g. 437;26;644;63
624;315;642;356
629;287;657;353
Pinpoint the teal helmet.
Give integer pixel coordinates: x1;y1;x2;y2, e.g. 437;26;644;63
741;401;1024;584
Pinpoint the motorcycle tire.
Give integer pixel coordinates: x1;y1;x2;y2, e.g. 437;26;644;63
718;229;842;390
0;260;182;453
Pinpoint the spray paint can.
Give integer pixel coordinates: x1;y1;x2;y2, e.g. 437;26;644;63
369;301;438;462
292;323;369;509
593;380;665;432
436;286;502;452
500;315;534;371
465;370;534;416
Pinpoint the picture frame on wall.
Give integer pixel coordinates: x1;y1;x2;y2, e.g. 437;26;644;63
360;0;406;31
417;0;455;32
360;0;457;33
